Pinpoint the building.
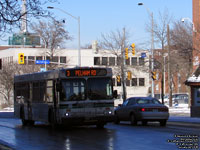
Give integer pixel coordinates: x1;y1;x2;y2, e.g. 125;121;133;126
0;46;150;107
193;0;200;71
153;49;189;100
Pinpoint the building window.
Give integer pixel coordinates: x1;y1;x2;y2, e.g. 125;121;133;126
117;57;122;65
46;56;50;61
52;56;58;62
102;57;108;65
36;56;42;60
112;78;115;86
139;78;145;86
24;56;27;65
139;57;145;66
0;59;2;70
28;56;35;65
131;57;137;66
126;58;130;65
132;78;137;86
126;79;130;86
156;84;159;91
60;56;66;63
94;57;100;65
109;57;115;66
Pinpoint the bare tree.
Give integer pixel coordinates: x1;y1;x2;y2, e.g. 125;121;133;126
99;28;129;101
170;21;193;76
146;9;172;103
99;28;149;101
0;0;56;37
31;17;72;70
0;62;40;106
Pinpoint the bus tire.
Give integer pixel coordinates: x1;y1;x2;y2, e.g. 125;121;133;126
96;123;105;129
29;120;35;126
20;108;28;126
49;110;56;128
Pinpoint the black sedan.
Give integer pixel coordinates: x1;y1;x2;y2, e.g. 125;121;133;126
114;97;169;126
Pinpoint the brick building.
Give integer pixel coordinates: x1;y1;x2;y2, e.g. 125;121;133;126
193;0;200;71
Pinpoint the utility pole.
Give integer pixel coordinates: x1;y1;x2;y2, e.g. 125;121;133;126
151;12;155;98
121;28;127;102
138;3;154;97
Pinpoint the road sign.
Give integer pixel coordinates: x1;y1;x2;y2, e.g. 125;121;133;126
36;60;50;64
141;53;146;58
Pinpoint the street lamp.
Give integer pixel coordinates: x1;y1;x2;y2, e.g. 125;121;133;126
47;6;81;66
138;2;155;97
181;18;196;32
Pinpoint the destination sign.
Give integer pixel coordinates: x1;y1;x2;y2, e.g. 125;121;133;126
66;68;107;77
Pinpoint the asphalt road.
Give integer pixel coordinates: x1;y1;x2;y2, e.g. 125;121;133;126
0;113;199;150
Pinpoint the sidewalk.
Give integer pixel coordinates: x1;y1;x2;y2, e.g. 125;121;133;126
168;107;200;127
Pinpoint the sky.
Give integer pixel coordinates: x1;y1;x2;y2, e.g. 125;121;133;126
2;0;192;50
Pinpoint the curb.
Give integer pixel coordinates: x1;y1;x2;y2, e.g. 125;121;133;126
167;121;200;129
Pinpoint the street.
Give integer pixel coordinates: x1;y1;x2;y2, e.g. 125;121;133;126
0;113;199;150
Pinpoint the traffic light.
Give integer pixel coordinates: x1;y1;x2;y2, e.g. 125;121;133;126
127;71;132;80
116;75;121;83
131;43;135;56
125;48;128;59
151;71;156;80
18;53;24;64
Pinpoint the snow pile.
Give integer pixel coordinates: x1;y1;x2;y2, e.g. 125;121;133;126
169;106;190;114
186;75;200;82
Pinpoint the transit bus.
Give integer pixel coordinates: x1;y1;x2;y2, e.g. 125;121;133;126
14;67;117;128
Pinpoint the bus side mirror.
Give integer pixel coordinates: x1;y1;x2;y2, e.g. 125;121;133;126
113;90;118;98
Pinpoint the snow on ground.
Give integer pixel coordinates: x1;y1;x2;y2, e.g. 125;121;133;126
0;107;14;112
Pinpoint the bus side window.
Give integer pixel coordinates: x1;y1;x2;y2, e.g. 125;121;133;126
46;80;53;102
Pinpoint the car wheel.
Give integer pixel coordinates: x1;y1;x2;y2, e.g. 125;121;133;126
130;114;137;126
160;120;167;126
142;120;147;126
114;117;120;124
114;113;120;124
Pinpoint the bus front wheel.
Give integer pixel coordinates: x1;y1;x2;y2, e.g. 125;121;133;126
49;110;56;128
20;109;28;126
96;122;105;129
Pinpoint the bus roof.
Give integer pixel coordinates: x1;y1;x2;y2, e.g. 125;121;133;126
14;67;112;83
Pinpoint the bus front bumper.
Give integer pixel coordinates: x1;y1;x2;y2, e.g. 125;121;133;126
61;115;116;125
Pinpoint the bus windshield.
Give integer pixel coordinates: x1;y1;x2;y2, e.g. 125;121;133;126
60;77;113;101
87;78;113;100
61;79;86;101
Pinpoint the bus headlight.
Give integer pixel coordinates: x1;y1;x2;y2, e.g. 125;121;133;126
108;111;112;114
65;112;70;117
104;110;112;115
